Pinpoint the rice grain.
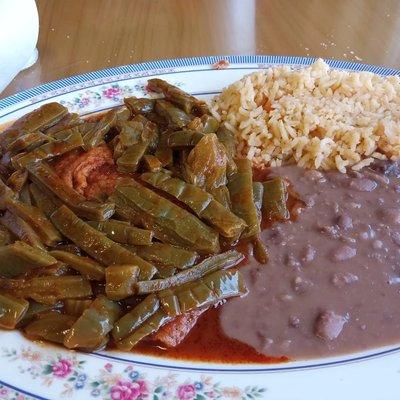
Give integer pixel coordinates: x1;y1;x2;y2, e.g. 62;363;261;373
211;59;400;171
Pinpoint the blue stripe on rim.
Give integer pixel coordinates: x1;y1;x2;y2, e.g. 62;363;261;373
1;345;400;400
0;378;48;400
0;56;400;396
0;54;399;110
90;345;400;373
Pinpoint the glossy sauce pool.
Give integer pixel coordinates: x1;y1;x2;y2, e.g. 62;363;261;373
130;241;287;364
134;307;287;364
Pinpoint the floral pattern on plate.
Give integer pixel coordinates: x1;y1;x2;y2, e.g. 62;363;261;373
24;66;187;106
1;347;267;400
0;385;32;400
58;83;136;112
56;81;185;114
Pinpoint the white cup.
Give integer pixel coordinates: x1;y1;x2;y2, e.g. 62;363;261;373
0;0;39;94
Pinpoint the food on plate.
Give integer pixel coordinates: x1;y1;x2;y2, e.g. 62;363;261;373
0;293;29;329
211;59;400;172
11;126;84;169
115;180;220;254
50;205;156;280
0;81;253;356
0;102;68;149
140;171;246;238
151;308;208;348
1;60;400;363
63;295;121;349
134;243;199;270
27;161;115;220
134;250;244;294
86;219;154;246
220;163;400;357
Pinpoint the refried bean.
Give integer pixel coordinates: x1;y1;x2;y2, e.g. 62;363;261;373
220;163;400;358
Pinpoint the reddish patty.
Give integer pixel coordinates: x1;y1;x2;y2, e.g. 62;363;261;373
53;144;121;199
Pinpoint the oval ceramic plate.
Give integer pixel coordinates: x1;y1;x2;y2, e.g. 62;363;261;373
0;55;400;400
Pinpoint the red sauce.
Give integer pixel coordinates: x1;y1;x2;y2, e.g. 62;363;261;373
132;241;286;364
26;306;287;364
133;307;288;364
252;166;270;182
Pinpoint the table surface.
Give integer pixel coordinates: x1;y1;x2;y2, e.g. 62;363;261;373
2;0;400;99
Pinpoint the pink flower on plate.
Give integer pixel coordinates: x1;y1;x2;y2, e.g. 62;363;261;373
52;359;72;378
103;86;122;99
0;388;9;395
79;97;90;107
177;384;196;400
104;363;113;372
17;395;26;400
136;380;148;396
110;379;147;400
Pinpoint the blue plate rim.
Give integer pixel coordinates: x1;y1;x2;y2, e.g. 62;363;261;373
0;54;399;110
